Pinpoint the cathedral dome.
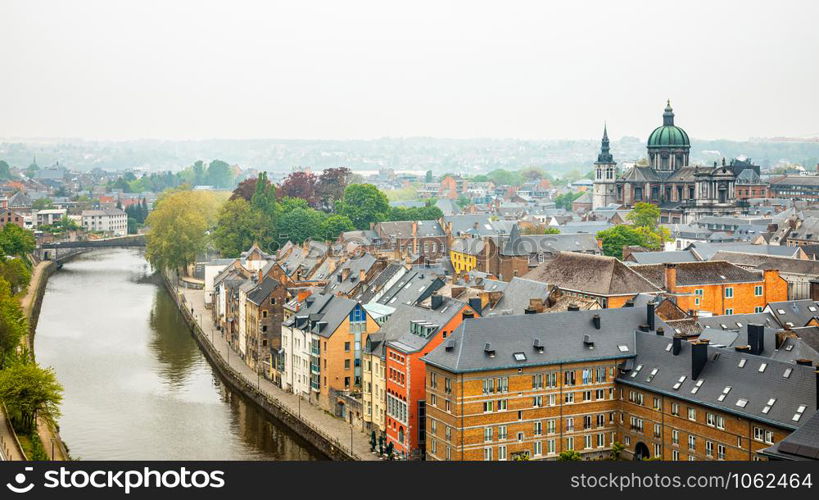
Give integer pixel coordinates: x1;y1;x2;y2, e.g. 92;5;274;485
647;101;690;148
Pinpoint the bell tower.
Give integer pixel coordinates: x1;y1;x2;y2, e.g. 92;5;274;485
592;124;618;210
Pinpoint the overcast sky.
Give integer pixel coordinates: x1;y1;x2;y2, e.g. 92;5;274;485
1;0;817;141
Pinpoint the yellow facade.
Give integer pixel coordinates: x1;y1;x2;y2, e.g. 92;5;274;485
450;250;477;274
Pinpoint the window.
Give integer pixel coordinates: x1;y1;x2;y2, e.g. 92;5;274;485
725;287;734;298
484;427;493;442
754;306;764;313
688;435;696;451
706;441;713;457
687;408;696;421
498;425;508;440
483;401;493;413
483;447;492;461
718;444;726;460
671;403;679;416
547;419;556;435
672;430;679;445
754;285;763;296
498;445;507;461
532;374;543;389
534;421;542;436
725;308;733;315
533;395;543;408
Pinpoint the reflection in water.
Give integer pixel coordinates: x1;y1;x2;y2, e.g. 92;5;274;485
34;248;324;461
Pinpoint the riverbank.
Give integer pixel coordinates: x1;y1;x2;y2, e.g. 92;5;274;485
17;259;69;461
163;274;379;461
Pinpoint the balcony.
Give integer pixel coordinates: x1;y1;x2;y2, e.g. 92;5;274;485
310;363;320;375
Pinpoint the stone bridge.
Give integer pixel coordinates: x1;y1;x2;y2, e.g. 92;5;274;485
37;234;146;262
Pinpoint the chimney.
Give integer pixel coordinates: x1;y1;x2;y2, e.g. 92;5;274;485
656;327;665;336
359;268;366;283
484;343;495;357
524;306;537;315
583;334;594;347
568;303;580;311
691;339;709;380
341;268;350;281
647;301;656;331
672;335;682;356
592;314;601;329
533;338;544;353
462;309;475;320
431;294;443;310
529;298;545;313
748;323;765;355
664;263;677;292
810;279;819;301
468;297;483;315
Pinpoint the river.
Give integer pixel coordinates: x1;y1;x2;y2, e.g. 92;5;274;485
33;248;325;460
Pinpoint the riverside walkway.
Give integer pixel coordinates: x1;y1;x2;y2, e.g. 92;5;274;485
177;287;380;461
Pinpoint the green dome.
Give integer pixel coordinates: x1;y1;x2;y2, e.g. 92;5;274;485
647;100;690;148
647;125;690;147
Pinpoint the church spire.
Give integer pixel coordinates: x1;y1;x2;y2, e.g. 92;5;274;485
597;123;613;163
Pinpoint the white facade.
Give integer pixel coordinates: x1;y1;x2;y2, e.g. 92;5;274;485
81;209;128;236
34;209;67;227
281;323;313;397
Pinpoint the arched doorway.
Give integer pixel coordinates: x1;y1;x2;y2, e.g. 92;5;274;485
634;442;650;461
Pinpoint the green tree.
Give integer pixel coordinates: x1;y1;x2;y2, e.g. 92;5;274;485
206;160;234;188
250;172;279;252
425;170;433;182
596;225;650;259
212;198;263;257
144;190;223;271
554;191;583;210
610;441;625;461
0;279;28;366
0;359;63;432
0;224;36;258
278;208;326;244
558;450;582;461
32;198;54;210
0;160;11;180
626;202;661;230
319;214;355;241
0;259;31;295
543;227;561;234
338;184;389;230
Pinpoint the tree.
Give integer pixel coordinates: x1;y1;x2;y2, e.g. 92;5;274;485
278;208;326;244
32;198;54;210
144;190;223;271
212;198;263;257
626;202;661;230
0;360;63;432
0;259;31;295
596;225;650;259
319;215;355;241
387;205;443;221
554;191;583;210
610;441;625;461
249;172;279;252
280;171;318;206
206;160;234;188
543;227;561;234
424;170;433;183
558;450;582;461
315;167;351;212
0;160;11;180
0;278;28;366
231;177;262;201
0;224;36;257
338;184;389;230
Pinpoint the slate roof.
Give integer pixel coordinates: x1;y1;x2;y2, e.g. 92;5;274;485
495;232;600;257
284;293;358;338
697;311;779;331
423;296;662;373
376;269;444;307
631;261;763;287
485;277;551;315
324;253;378;295
711;251;819;276
766;300;819;329
525;252;660;296
688;242;802;261
619;332;818;430
382;300;465;354
443;215;515;237
788;217;819;242
760;412;819;460
625;250;699;265
357;262;406;304
246;277;281;305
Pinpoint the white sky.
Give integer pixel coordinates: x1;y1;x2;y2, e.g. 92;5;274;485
1;0;817;141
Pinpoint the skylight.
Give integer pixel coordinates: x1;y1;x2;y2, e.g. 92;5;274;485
762;399;776;414
647;368;658;382
718;386;732;402
673;376;686;390
736;399;748;408
783;368;793;378
513;352;527;362
793;405;807;422
809;306;817;312
617;345;629;352
777;309;786;314
738;359;747;368
758;363;767;373
665;343;673;352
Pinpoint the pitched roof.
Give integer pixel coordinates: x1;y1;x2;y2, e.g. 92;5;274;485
382;300;465;354
423;297;660;373
525;252;660;296
246;277;281;305
760;411;819;460
631;261;763;287
284;293;359;338
711;251;819;276
767;300;819;329
485;277;551;315
619;333;817;430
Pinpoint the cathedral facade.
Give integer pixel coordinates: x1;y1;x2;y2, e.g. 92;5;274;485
592;102;741;224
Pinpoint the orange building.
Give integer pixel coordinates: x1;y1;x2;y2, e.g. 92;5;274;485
384;296;479;459
631;262;788;316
